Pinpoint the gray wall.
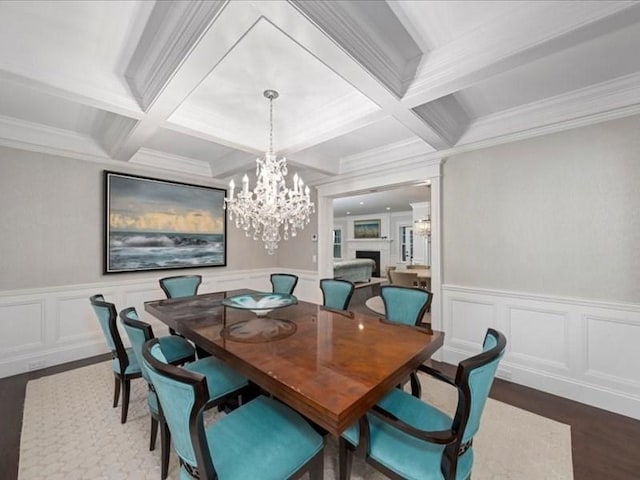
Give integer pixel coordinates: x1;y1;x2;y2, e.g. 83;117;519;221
442;114;640;304
275;189;318;270
0;147;278;291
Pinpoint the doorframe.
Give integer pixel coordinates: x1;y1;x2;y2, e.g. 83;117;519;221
315;159;443;349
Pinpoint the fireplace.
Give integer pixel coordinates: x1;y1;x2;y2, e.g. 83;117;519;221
356;250;380;277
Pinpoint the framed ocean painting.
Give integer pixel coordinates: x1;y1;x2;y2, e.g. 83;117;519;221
104;171;226;273
353;219;381;239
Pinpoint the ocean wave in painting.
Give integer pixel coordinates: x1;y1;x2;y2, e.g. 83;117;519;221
108;232;224;270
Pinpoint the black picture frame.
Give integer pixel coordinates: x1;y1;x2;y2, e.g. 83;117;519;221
104;171;227;273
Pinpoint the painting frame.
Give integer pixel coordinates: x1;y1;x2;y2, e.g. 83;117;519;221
353;219;381;239
104;171;227;273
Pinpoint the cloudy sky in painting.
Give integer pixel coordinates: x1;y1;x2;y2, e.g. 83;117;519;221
108;175;225;234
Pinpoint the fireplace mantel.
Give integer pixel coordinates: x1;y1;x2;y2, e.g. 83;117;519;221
345;238;393;242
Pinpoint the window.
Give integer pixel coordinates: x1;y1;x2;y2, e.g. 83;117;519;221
399;225;414;263
333;228;342;259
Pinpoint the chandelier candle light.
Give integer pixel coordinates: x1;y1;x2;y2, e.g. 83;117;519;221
224;90;314;254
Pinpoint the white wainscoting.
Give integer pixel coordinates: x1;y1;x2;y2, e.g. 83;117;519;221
442;284;640;420
0;268;320;378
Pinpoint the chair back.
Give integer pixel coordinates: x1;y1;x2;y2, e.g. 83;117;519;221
90;294;129;373
389;270;418;287
385;266;396;282
270;273;298;295
142;338;214;478
159;275;202;299
444;329;506;478
320;278;355;311
120;307;154;382
380;285;431;326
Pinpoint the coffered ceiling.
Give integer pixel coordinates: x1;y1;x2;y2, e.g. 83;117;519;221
1;0;639;187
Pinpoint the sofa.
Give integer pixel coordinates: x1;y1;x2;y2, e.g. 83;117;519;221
333;258;375;283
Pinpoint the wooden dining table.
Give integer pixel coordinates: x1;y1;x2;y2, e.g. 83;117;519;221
145;289;443;436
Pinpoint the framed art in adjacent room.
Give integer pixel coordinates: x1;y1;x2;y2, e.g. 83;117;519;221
104;171;227;273
353;219;381;239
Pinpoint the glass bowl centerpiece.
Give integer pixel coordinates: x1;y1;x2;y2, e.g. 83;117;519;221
221;292;298;343
222;292;297;317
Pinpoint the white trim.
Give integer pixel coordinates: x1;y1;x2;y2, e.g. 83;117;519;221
130;148;213;178
125;0;228;110
459;72;640;145
0;267;319;378
402;1;640;107
442;284;640;420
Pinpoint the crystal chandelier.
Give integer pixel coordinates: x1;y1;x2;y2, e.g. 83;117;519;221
413;216;431;237
224;90;315;254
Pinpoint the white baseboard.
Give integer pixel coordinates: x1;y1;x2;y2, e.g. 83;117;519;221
0;268;320;378
442;284;640;420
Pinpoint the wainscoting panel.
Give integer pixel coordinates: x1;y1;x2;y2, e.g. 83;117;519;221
55;293;104;345
507;306;570;373
0;299;45;353
442;285;640;420
584;314;640;389
0;268;319;378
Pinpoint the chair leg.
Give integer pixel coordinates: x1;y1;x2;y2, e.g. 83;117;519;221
113;376;121;408
161;418;171;480
410;371;422;398
150;416;158;451
339;438;353;480
121;378;131;424
308;449;324;480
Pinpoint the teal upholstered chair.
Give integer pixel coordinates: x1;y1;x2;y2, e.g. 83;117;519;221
380;285;432;326
159;274;202;299
142;338;324;480
159;275;202;336
320;278;355;311
120;307;198;479
90;294;142;424
270;273;298;295
381;285;434;395
340;329;507;480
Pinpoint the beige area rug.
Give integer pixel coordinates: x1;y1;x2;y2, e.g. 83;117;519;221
19;361;573;479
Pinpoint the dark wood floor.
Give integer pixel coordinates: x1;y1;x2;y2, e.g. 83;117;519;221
2;285;639;480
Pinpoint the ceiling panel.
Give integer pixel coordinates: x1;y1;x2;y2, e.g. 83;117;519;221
455;22;640;119
390;0;522;50
169;17;378;153
333;184;430;217
299;116;415;162
0;1;152;80
145;128;238;163
0;80;99;134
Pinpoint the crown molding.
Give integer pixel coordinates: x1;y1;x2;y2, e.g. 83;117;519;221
459;72;640;145
130;148;212;178
413;95;471;147
339;138;435;174
0;66;143;120
403;1;640;108
289;0;422;98
91;112;138;158
0;115;108;162
125;0;228;111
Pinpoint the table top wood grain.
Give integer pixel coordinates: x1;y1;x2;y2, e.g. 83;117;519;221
145;289;444;436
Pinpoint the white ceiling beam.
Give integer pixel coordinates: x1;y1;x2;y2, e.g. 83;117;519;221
401;1;640;108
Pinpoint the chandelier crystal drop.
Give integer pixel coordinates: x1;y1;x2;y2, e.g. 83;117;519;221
224;90;315;255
